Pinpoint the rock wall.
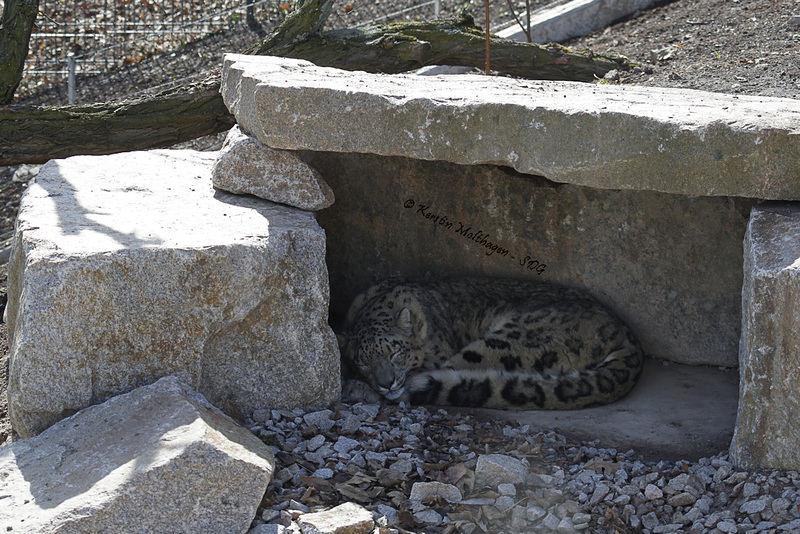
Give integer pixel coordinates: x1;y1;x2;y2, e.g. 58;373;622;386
307;152;753;367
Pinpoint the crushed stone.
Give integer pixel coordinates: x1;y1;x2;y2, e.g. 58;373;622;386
246;401;800;534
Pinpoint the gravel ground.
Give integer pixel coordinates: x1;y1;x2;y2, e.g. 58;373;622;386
2;0;800;532
246;402;800;534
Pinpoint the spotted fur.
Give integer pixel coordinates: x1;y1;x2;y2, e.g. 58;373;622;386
338;278;643;410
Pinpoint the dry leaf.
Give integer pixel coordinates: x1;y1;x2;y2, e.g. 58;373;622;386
334;483;372;502
584;458;621;475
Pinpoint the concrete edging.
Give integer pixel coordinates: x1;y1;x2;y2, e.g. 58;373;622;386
497;0;657;43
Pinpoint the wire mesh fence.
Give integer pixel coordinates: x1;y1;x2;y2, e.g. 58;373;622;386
8;0;549;106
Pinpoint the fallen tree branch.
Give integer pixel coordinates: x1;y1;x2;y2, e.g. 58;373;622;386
0;6;633;165
0;77;234;165
267;12;631;80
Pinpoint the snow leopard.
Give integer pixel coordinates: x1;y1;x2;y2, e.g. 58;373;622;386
337;278;643;410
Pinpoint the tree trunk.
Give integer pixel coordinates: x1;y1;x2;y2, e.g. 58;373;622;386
0;3;633;166
0;0;39;104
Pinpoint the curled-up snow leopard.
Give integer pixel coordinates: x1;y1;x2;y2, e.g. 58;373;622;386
338;278;643;409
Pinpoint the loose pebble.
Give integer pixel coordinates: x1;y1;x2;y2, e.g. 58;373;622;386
246;402;800;533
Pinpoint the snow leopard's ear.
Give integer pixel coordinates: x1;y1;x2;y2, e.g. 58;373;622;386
345;279;398;325
397;308;412;332
396;307;428;340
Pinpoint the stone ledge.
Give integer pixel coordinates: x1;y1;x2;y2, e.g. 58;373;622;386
221;54;800;200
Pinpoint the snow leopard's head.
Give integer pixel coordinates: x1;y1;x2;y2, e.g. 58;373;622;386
339;306;423;401
338;282;429;401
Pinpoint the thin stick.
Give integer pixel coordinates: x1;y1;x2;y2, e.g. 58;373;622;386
484;0;490;74
505;0;531;42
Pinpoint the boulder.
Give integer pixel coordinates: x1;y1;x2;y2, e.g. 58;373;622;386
221;54;800;200
730;203;800;470
212;125;335;211
6;149;340;438
0;376;274;534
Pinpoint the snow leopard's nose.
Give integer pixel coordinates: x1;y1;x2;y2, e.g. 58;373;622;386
373;369;395;390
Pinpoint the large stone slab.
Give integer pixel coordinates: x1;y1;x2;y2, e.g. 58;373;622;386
308;151;750;367
730;203;800;470
6;149;340;438
221;54;800;200
0;376;274;533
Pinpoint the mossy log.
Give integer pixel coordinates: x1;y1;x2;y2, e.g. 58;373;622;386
256;12;631;81
0;77;233;166
0;1;633;165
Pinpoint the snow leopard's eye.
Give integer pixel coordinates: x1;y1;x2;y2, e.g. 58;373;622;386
390;350;405;368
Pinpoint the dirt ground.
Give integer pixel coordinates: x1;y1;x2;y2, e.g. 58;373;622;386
565;0;800;99
1;0;799;444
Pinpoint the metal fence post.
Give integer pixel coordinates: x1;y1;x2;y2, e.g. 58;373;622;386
67;53;76;105
435;0;440;18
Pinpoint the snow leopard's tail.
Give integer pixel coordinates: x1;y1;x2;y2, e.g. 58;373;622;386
403;345;643;410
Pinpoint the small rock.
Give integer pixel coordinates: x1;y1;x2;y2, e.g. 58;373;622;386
263;509;281;522
590;483;611;505
717;519;738;533
388;458;414;473
498;482;517;496
772;497;791;513
250;524;287;534
352;404;380;420
312;468;334;480
739;499;767;514
779;518;800;531
338;414;362;433
376;504;398;523
413;509;443;525
307;434;326;452
557;516;575;534
495;495;516;512
475;454;528;487
645;483;664;500
409;481;463;504
653;524;682;533
303;410;335;432
333;436;361;455
252;408;271;423
572;512;591;525
527;505;547;522
742;482;760;499
668;492;697;507
297;502;374;534
542;513;561;530
642;511;660;530
511;506;528;530
364;451;388;464
288;499;309;513
376;468;406;487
